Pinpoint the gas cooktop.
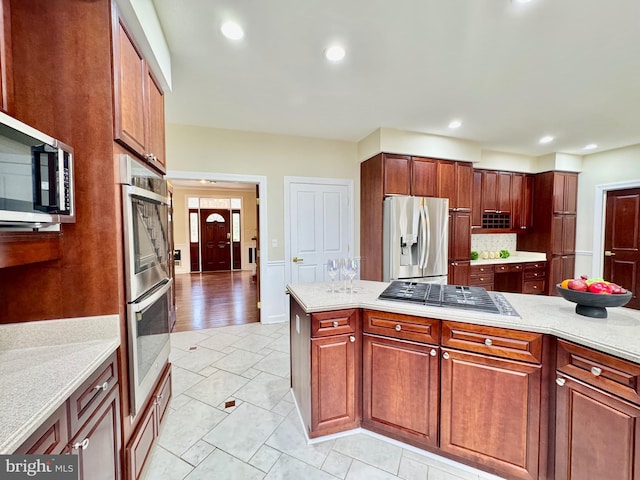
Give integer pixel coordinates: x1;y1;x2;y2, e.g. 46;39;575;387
378;281;520;317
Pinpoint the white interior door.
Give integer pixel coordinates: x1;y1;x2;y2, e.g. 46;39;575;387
288;180;352;284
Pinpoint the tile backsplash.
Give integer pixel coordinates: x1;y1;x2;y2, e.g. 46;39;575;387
471;234;517;254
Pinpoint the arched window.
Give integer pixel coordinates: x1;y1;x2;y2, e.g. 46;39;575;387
206;213;225;223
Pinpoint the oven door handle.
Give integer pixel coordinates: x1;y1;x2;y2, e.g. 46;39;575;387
130;278;172;312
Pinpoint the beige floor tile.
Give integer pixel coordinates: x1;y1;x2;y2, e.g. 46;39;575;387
184;449;264;480
234;371;291;410
140;445;193;480
264;454;336;480
183;369;248;407
346;459;401;479
333;433;402;475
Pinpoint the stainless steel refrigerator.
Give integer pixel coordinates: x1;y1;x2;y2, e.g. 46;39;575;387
383;196;449;283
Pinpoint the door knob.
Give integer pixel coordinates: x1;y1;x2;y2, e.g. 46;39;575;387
293;257;304;263
605;251;616;257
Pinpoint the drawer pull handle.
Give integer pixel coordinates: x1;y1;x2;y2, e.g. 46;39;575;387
395;324;402;332
332;321;339;328
556;378;566;387
591;366;602;377
95;381;109;392
484;338;493;346
430;349;437;357
443;352;450;360
73;438;90;450
349;336;355;343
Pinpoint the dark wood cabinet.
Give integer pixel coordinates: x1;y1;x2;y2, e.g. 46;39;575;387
363;334;439;448
440;348;542;480
517;171;579;294
383;154;411;195
480;170;511;213
449;210;471;260
311;333;359;435
438;160;473;211
555;342;640;480
112;5;166;172
71;386;121;480
511;173;533;231
551;214;576;256
411;157;438;197
472;170;483;228
15;353;121;480
553;172;578;214
448;259;470;285
125;363;172;480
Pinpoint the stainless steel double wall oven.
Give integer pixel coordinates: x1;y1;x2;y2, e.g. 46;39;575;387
120;154;171;416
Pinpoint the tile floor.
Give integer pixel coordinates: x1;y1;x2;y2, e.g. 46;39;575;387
142;321;505;480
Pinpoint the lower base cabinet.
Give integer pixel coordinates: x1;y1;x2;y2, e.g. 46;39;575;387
440;348;542;480
126;362;172;480
16;352;121;480
362;334;439;449
555;374;640;480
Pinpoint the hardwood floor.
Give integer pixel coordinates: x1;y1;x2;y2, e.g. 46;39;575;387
172;270;258;332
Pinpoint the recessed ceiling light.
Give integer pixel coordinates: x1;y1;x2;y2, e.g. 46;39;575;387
539;135;554;144
324;45;346;62
221;21;244;40
448;120;462;129
583;143;598;150
512;0;533;3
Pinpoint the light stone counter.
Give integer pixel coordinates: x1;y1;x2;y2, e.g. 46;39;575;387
470;250;547;266
0;315;120;454
287;280;640;365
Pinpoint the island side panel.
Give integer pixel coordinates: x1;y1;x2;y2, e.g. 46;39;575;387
290;296;312;434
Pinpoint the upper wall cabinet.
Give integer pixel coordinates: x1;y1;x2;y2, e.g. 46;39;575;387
112;6;166;172
380;154;438;197
438;160;473;211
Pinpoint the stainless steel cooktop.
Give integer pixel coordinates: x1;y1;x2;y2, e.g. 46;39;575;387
378;281;520;317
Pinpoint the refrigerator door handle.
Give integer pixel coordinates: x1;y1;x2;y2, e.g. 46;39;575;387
420;203;430;269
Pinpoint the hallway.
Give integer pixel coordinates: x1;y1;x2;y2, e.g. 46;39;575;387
173;270;259;332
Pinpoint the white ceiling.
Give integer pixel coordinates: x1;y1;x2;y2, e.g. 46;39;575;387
152;0;640;157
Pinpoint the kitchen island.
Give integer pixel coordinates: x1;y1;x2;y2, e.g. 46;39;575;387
288;280;640;480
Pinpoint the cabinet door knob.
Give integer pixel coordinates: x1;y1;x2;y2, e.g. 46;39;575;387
556;378;566;387
443;352;450;360
349;336;355;343
591;366;602;377
430;349;437;357
94;381;109;392
395;324;402;332
333;321;339;328
73;438;90;450
484;338;493;346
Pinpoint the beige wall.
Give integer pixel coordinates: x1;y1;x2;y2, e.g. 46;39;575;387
165;124;359;261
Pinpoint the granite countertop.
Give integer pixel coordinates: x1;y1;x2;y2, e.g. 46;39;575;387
0;315;120;454
470;250;547;265
287;280;640;365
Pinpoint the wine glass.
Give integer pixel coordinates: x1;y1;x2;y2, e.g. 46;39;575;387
339;257;349;291
345;258;358;293
327;259;339;293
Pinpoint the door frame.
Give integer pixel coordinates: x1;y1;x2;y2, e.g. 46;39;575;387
167;170;267;323
592;179;640;277
284;176;354;286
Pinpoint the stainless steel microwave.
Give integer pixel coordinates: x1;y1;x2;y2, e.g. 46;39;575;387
0;111;74;228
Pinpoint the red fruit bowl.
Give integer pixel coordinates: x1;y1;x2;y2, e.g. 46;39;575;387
556;284;632;318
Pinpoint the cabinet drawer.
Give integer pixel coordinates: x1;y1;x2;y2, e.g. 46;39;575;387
126;394;158;480
557;340;640;405
524;269;545;280
469;272;494;285
523;279;545;295
494;263;524;273
470;265;494;275
525;262;546;271
442;321;543;363
69;352;118;437
311;309;359;337
364;310;440;344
